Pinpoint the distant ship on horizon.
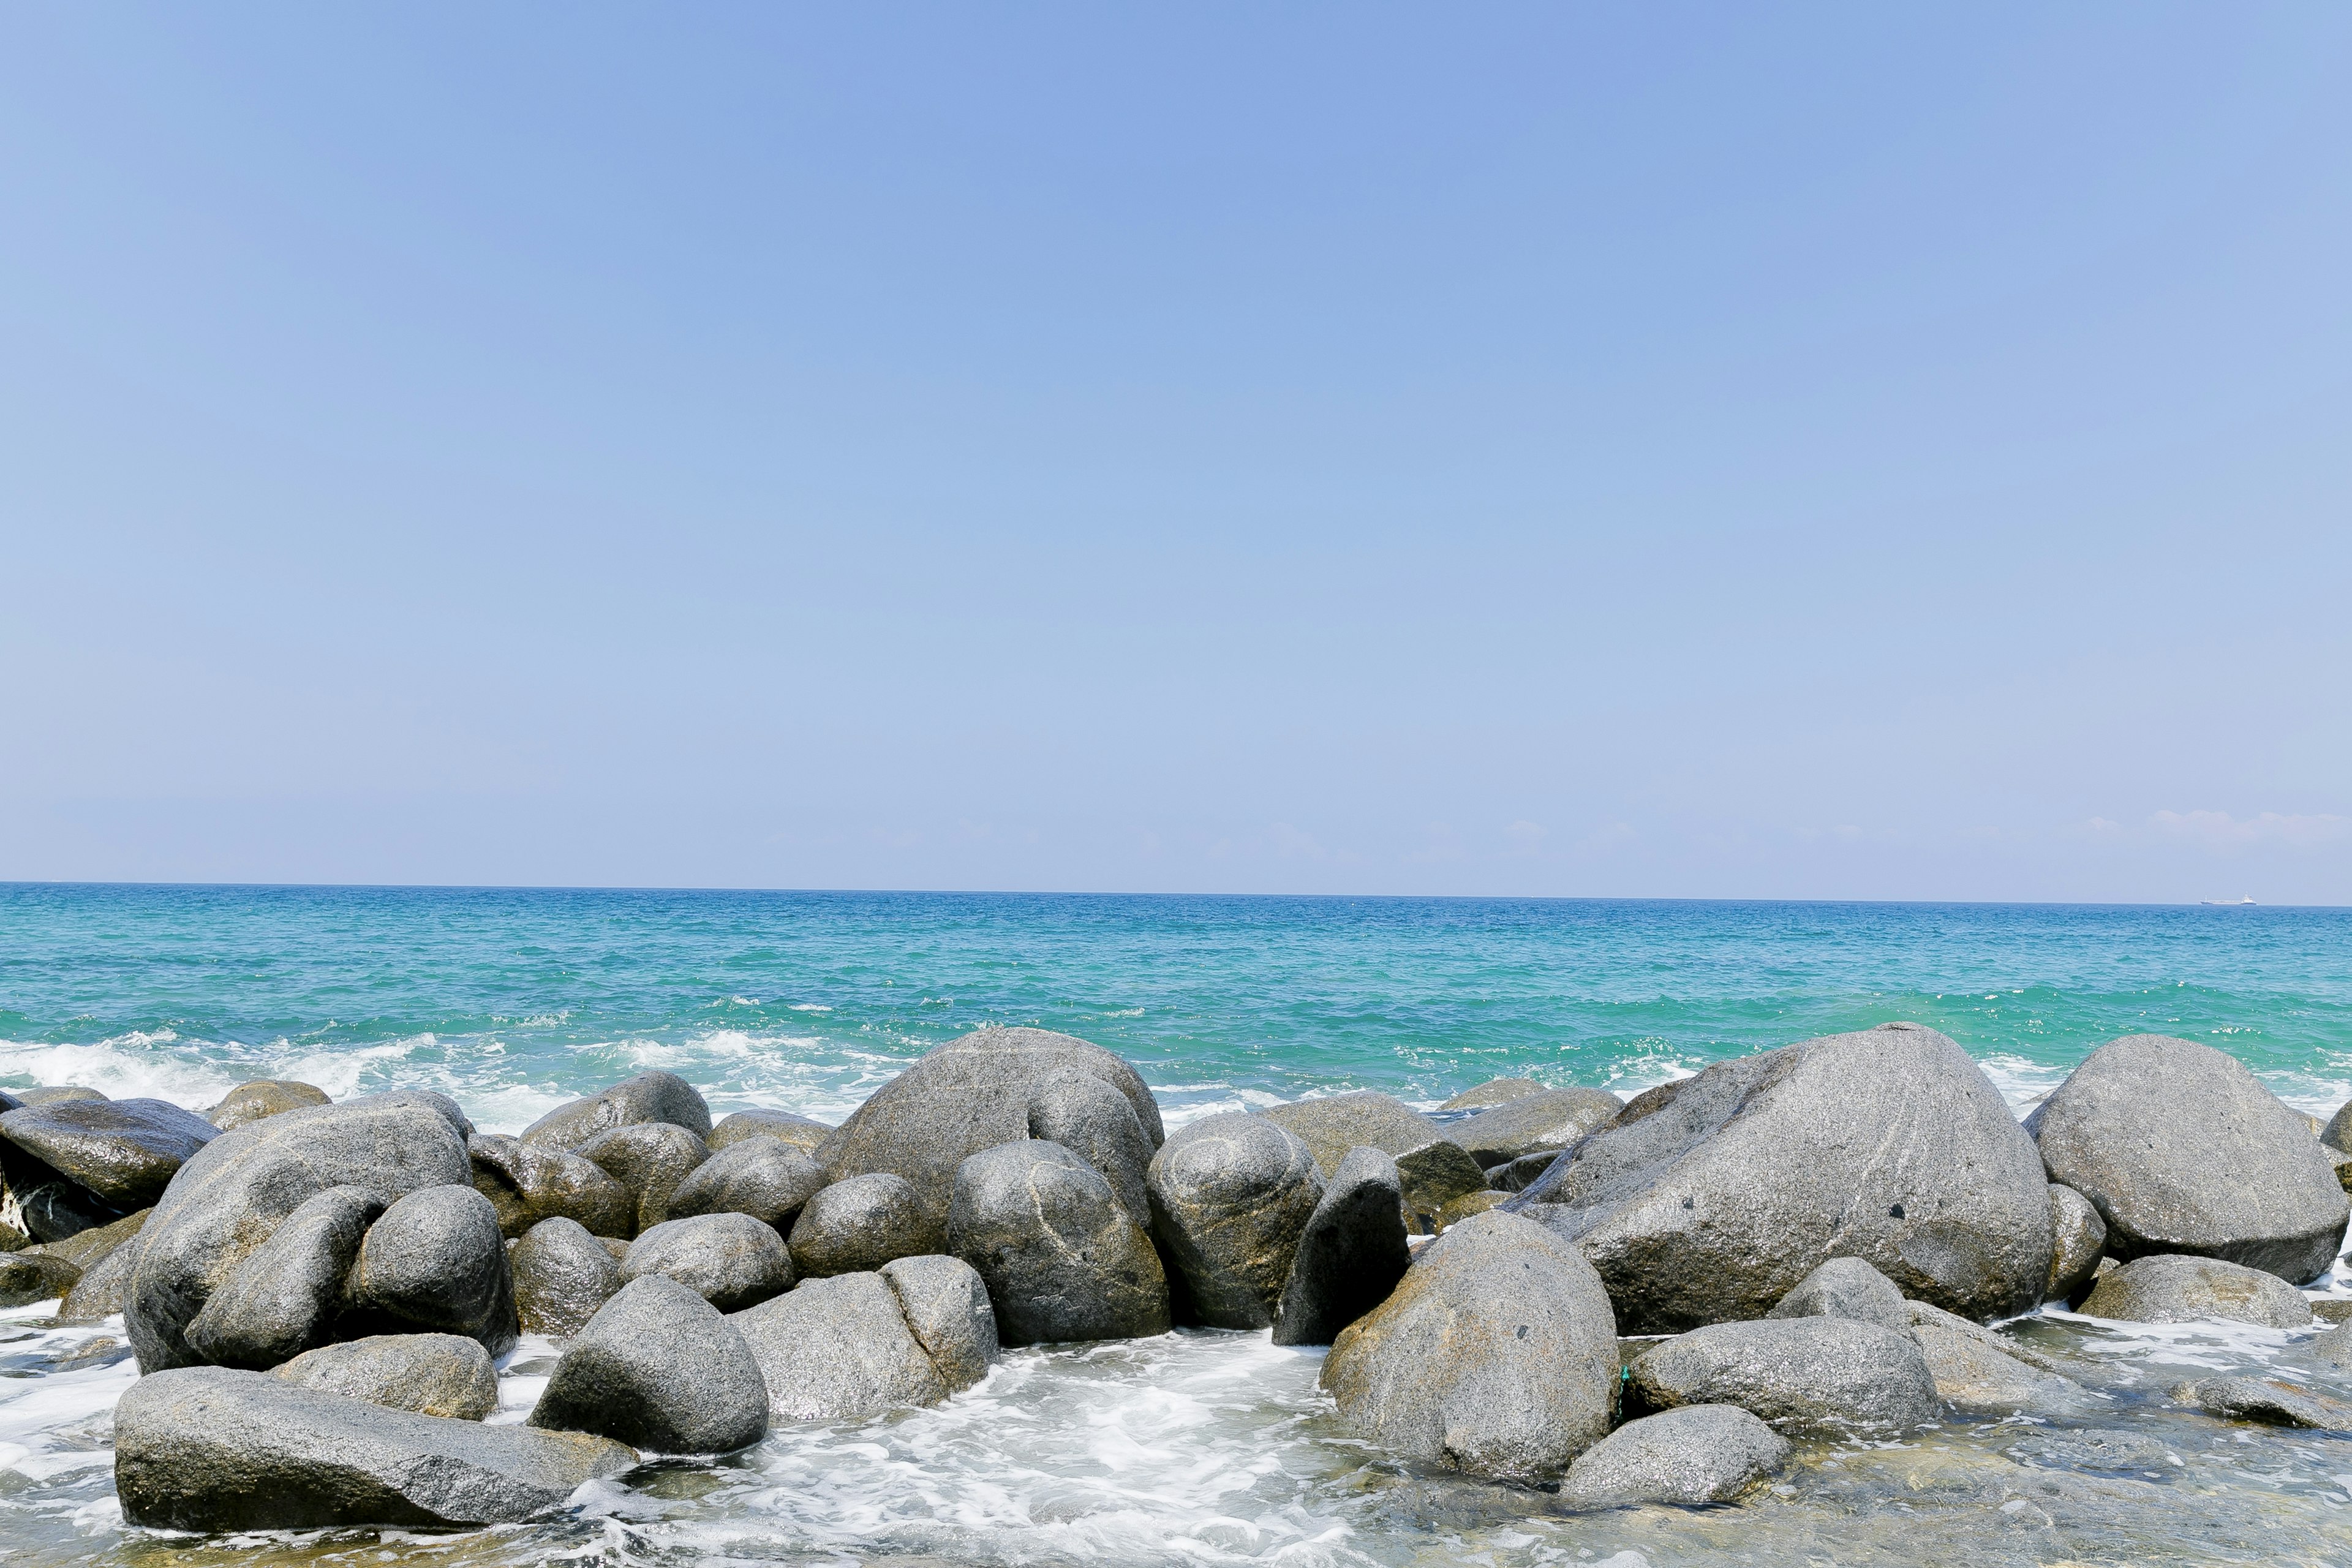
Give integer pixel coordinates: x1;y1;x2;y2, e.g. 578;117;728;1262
2199;895;2258;907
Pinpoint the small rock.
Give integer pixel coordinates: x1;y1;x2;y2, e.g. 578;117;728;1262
578;1121;710;1234
2309;1321;2352;1366
1434;1190;1507;1230
1450;1089;1624;1166
733;1270;950;1420
1145;1112;1322;1329
522;1069;713;1150
1765;1256;1913;1338
1273;1146;1409;1347
273;1332;500;1420
708;1107;832;1154
342;1184;518;1354
1905;1300;2079;1411
1395;1140;1490;1234
468;1133;635;1239
206;1080;331;1132
623;1212;794;1311
881;1254;999;1393
1629;1317;1940;1437
2046;1183;2107;1303
2176;1375;2352;1430
667;1137;828;1231
0;1096;218;1210
1261;1091;1446;1177
1485;1150;1563;1193
1440;1078;1549;1111
529;1275;769;1454
115;1365;635;1529
184;1185;384;1368
1555;1404;1790;1510
0;1249;80;1308
947;1140;1169;1346
511;1216;625;1335
2313;1298;2352;1324
2078;1253;2312;1329
1029;1074;1156;1223
790;1172;944;1278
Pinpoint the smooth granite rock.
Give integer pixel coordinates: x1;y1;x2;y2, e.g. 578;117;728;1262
1510;1023;2054;1332
206;1080;332;1132
468;1133;636;1240
707;1108;832;1155
183;1185;383;1368
816;1027;1164;1223
1440;1079;1548;1111
342;1184;518;1354
578;1121;710;1235
733;1270;950;1420
1906;1300;2079;1411
1322;1210;1618;1481
2030;1035;2349;1283
0;1248;80;1307
1395;1139;1490;1234
623;1212;794;1311
1629;1317;1940;1437
1555;1404;1791;1510
947;1140;1170;1345
1451;1090;1626;1166
529;1275;768;1454
2047;1183;2108;1303
1147;1112;1322;1329
521;1069;712;1151
882;1253;999;1393
273;1332;500;1420
1029;1074;1157;1224
116;1365;635;1529
365;1089;475;1141
668;1136;829;1230
1261;1092;1447;1177
125;1096;472;1371
0;1096;217;1210
2078;1251;2313;1328
2176;1375;2352;1430
13;1086;105;1106
510;1216;625;1335
789;1171;943;1278
1273;1146;1410;1347
1765;1256;1914;1338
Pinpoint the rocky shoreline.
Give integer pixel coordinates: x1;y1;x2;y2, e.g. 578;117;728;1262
5;1022;2352;1540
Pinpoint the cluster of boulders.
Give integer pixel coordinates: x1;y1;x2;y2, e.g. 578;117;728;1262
7;1020;2351;1534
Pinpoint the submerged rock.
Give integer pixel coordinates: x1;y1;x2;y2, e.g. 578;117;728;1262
273;1332;500;1420
1274;1147;1411;1347
1765;1256;1914;1338
2176;1376;2352;1430
1906;1301;2079;1411
1261;1091;1446;1177
2078;1252;2312;1328
623;1212;794;1311
667;1136;828;1231
578;1121;710;1235
1322;1210;1618;1482
1628;1317;1940;1437
1510;1023;2053;1332
1147;1112;1322;1329
468;1133;635;1239
510;1216;624;1335
1029;1074;1157;1224
2029;1034;2347;1282
1555;1404;1790;1510
206;1080;331;1132
790;1172;943;1278
734;1270;949;1420
1440;1078;1548;1111
115;1365;635;1529
882;1253;999;1393
2046;1183;2108;1303
522;1069;713;1151
530;1275;769;1455
948;1139;1169;1345
818;1029;1164;1228
708;1107;832;1154
1450;1089;1624;1166
0;1096;217;1210
183;1185;383;1368
342;1184;518;1354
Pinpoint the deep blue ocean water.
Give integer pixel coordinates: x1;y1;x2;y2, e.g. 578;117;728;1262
5;883;2348;1129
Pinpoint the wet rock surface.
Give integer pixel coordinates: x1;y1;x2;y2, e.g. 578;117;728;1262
2046;1182;2107;1302
667;1135;828;1230
1629;1316;1941;1436
1273;1145;1409;1346
2176;1375;2352;1429
578;1121;710;1234
510;1215;625;1335
521;1069;713;1150
1555;1404;1790;1509
2079;1251;2313;1327
1450;1088;1624;1166
790;1170;943;1276
342;1183;519;1353
947;1139;1170;1344
272;1332;500;1420
205;1079;332;1131
1146;1111;1322;1329
0;1096;217;1209
183;1185;383;1368
881;1253;1000;1393
1394;1138;1490;1233
469;1133;636;1238
733;1269;951;1420
708;1107;833;1153
530;1275;769;1454
623;1211;796;1311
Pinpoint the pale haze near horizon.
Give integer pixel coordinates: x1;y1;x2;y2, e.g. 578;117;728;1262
4;7;2348;904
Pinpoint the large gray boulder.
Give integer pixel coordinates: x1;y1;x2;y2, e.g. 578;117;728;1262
206;1080;331;1132
1555;1404;1790;1510
2176;1375;2352;1430
273;1333;500;1420
947;1140;1170;1345
2028;1035;2348;1282
708;1108;831;1155
789;1172;943;1278
622;1213;794;1312
126;1097;471;1371
2078;1251;2313;1328
578;1121;710;1235
1321;1210;1618;1482
183;1186;383;1368
1451;1089;1624;1167
881;1253;1000;1393
115;1366;634;1529
1260;1091;1444;1177
733;1270;950;1420
1764;1256;1913;1338
529;1275;769;1455
511;1216;624;1335
1028;1074;1156;1223
342;1184;518;1355
1273;1146;1409;1347
816;1028;1164;1222
668;1137;828;1231
1508;1023;2053;1332
0;1133;119;1245
2047;1183;2107;1303
1;1096;217;1211
1146;1112;1322;1329
521;1069;712;1150
468;1134;635;1239
1628;1317;1940;1437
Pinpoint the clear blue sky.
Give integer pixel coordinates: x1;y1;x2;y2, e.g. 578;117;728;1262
4;7;2348;902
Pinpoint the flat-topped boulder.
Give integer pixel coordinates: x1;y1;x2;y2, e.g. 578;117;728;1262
708;1108;831;1154
1450;1089;1624;1166
0;1096;217;1210
273;1333;500;1420
1555;1404;1790;1510
1146;1112;1322;1329
1259;1091;1445;1177
2029;1035;2347;1282
816;1027;1163;1222
115;1366;636;1529
521;1070;712;1151
2078;1252;2313;1328
1628;1317;1939;1437
1508;1023;2053;1332
948;1140;1169;1344
206;1080;331;1132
